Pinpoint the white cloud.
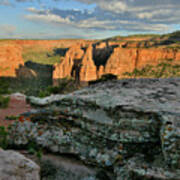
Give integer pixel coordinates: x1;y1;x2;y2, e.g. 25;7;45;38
0;24;16;35
99;1;128;13
25;13;71;24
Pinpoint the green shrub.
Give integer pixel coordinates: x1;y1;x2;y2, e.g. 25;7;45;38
124;60;180;78
5;115;19;121
89;74;118;85
0;95;10;108
27;141;43;160
22;47;62;65
0;126;8;149
0;79;10;95
38;78;79;97
101;74;118;81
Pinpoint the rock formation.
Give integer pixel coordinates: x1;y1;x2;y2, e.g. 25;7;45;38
0;44;24;77
53;42;180;83
79;45;97;82
9;78;180;179
16;65;37;79
0;148;40;180
97;65;105;78
136;48;179;69
105;48;137;76
53;44;98;83
53;44;85;84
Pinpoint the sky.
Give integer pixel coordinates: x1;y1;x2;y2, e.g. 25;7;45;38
0;0;180;39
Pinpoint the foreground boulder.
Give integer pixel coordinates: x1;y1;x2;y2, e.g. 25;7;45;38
9;78;180;179
0;148;40;180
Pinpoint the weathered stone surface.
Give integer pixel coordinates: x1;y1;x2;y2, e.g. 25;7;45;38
0;148;40;180
9;78;180;179
115;154;180;180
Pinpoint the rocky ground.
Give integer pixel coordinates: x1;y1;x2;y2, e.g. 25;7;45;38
6;78;180;180
0;93;31;127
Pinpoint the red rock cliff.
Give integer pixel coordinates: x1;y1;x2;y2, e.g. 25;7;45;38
54;44;180;82
79;45;97;82
0;44;24;77
53;44;85;82
105;48;137;76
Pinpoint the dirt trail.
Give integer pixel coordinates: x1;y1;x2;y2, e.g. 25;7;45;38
0;94;31;127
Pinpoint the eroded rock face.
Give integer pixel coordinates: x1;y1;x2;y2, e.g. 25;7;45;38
0;44;24;77
79;45;97;82
105;48;137;76
0;148;40;180
105;47;180;78
53;45;85;81
115;154;180;180
53;44;97;83
136;48;177;69
53;41;180;82
9;78;180;179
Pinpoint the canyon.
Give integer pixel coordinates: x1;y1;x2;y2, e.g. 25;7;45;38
0;33;180;83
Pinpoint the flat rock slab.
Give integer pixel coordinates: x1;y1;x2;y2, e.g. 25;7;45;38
29;78;180;114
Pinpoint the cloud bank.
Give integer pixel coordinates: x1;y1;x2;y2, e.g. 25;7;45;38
1;0;180;38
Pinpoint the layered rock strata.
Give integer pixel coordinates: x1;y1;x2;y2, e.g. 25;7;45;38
9;78;180;179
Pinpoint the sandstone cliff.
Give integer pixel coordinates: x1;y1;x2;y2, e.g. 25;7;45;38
105;48;137;76
53;44;85;83
105;47;180;77
53;44;98;83
79;45;97;82
53;42;180;82
0;44;24;77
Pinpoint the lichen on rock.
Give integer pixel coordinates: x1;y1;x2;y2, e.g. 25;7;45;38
8;78;180;179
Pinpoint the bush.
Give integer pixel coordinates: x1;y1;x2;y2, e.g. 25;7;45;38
124;60;180;78
0;95;10;108
5;115;19;121
38;78;79;98
89;74;118;85
0;126;8;149
0;78;10;95
101;74;118;81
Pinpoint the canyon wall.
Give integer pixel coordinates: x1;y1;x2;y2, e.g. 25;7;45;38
53;42;180;83
0;44;24;77
0;40;92;78
1;39;180;82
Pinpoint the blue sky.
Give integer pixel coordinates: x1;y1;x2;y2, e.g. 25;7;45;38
0;0;180;39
